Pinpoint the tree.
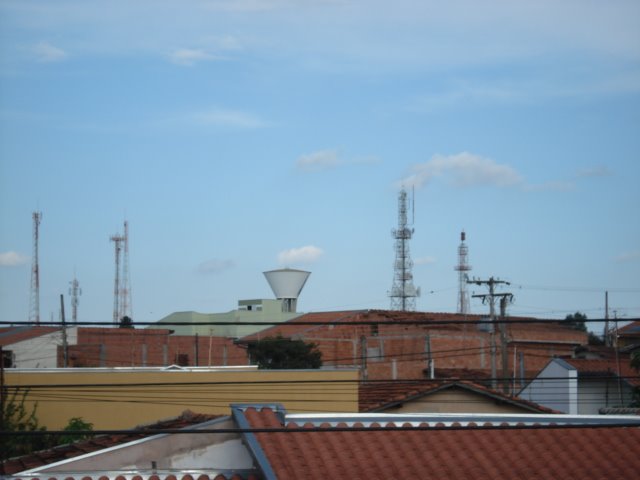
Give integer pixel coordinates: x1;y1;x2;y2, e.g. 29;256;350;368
119;316;133;329
630;351;640;408
0;389;48;461
563;312;588;332
58;417;94;445
247;336;322;369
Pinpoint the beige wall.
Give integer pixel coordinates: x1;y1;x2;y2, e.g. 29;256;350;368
5;367;358;429
380;388;536;414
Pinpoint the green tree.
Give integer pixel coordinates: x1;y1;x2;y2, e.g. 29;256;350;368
631;351;640;408
247;336;322;369
563;311;588;332
58;417;94;445
0;389;48;461
119;315;133;328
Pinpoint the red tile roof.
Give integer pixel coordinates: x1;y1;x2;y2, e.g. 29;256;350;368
242;406;640;479
1;411;221;476
562;357;640;387
359;380;558;413
0;326;60;346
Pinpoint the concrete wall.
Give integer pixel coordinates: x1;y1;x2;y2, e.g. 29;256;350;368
5;367;359;429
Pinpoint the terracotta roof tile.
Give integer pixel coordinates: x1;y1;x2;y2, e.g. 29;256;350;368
0;326;60;346
359;379;558;413
563;357;640;387
241;406;640;479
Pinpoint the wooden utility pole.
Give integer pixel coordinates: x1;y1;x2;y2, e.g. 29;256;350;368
468;277;513;391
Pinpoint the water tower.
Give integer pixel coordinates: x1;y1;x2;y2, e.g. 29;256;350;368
263;268;311;313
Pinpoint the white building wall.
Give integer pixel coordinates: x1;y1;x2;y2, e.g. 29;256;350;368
520;359;577;414
5;327;78;368
578;379;635;415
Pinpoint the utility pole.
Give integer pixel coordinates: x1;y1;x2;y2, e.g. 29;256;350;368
468;277;513;391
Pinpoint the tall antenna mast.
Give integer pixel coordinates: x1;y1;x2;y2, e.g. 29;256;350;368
389;188;420;311
110;220;132;325
110;230;124;324
121;220;132;321
454;230;472;314
69;273;82;323
29;211;42;324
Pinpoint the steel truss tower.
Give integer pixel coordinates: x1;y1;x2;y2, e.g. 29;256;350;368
29;211;42;324
389;188;420;311
69;274;82;323
454;230;472;314
110;221;132;324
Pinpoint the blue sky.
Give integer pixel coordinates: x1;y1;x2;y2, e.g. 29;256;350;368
1;0;639;329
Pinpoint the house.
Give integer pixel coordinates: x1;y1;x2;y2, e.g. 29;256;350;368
239;309;587;382
4;404;640;479
359;379;558;414
519;357;639;414
618;320;640;350
0;326;78;368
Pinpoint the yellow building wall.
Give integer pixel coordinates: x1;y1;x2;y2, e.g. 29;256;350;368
5;368;358;429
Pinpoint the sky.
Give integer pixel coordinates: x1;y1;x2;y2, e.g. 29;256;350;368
1;0;639;330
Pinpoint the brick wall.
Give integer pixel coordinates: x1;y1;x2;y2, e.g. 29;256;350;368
59;328;249;368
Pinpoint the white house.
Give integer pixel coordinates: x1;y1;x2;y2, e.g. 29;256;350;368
0;326;78;368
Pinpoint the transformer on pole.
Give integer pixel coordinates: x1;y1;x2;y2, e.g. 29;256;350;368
454;230;472;315
389;188;420;311
29;211;42;324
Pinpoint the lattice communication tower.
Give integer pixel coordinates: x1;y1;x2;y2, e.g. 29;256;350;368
389;188;420;311
454;230;472;314
29;211;42;324
69;274;82;323
110;221;132;324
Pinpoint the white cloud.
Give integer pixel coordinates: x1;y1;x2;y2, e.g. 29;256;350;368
278;245;324;265
296;150;340;172
615;250;640;263
32;41;67;62
197;258;235;274
576;166;613;178
168;48;219;66
398;152;524;190
0;251;29;267
191;108;268;128
414;256;436;265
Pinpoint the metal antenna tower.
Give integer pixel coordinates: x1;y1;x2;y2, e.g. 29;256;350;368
389;188;420;311
454;230;472;314
29;211;42;324
110;221;132;325
69;273;82;323
110;230;124;324
121;221;132;321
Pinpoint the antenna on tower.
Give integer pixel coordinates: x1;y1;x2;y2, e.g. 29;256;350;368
389;187;420;311
29;211;42;324
69;272;82;324
454;230;472;315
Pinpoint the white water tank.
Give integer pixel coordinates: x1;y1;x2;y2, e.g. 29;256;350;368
263;268;311;312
